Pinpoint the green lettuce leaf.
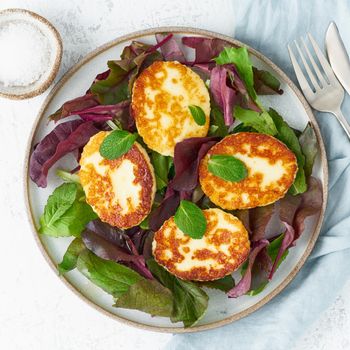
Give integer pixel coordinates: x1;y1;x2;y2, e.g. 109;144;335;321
253;67;282;95
77;250;142;298
56;169;80;184
151;152;173;191
267;233;289;268
114;279;173;317
214;46;256;100
147;259;208;327
231;123;255;133
90;61;129;105
268;108;307;195
39;183;97;237
198;275;235;292
208;106;229;137
234;106;277;135
58;237;85;275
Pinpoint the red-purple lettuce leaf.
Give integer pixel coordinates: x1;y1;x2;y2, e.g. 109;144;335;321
90;38;169;105
30;120;101;188
93;69;110;83
279;194;302;225
155;33;186;62
234;204;274;241
249;204;274;241
82;220;153;279
266;194;302;280
182;36;282;97
210;66;237;126
149;189;180;231
244;248;272;296
210;64;261;126
227;65;261;112
49;93;99;123
269;177;322;279
227;239;269;298
68;100;130;123
48;92;130;126
293;176;323;241
179;190;192;201
228;206;273;296
268;222;295;279
229;177;322;294
182;36;231;63
246;233;290;295
85;220;129;249
234;210;251;235
170;137;220;191
214;47;257;102
299;123;318;178
82;229;143;264
125;226;151;255
190;64;213;81
142;231;154;261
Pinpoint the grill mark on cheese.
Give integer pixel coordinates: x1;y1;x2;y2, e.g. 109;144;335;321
79;131;156;228
152;208;250;281
131;61;210;156
199;132;298;210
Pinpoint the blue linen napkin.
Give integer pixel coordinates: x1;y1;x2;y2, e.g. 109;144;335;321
169;1;350;349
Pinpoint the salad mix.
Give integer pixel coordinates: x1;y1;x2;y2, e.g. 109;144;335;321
29;33;322;327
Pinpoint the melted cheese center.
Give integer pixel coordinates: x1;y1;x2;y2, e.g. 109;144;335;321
235;153;287;189
80;146;143;216
109;160;142;215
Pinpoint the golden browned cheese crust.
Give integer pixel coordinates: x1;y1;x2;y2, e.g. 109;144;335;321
79;131;156;229
199;132;298;210
131;60;210;156
152;208;250;281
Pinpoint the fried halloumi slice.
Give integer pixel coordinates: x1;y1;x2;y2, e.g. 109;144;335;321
131;61;210;156
152;208;250;281
199;132;298;210
79;131;156;229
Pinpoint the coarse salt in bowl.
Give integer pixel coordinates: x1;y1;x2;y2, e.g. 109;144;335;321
0;9;62;99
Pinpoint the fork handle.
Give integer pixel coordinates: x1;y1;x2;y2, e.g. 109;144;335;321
332;108;350;139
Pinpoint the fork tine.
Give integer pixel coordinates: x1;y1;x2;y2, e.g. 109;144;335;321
294;39;320;90
301;37;328;86
308;33;337;82
288;44;314;98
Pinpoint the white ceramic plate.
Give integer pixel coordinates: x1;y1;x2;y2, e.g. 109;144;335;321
24;27;328;333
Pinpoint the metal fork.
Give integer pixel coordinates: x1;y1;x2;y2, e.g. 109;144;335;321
288;33;350;138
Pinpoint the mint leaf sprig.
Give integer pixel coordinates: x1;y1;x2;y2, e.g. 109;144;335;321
188;105;206;126
208;154;248;182
174;200;207;239
99;130;138;160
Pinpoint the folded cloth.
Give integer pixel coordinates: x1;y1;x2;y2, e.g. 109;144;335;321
168;1;350;349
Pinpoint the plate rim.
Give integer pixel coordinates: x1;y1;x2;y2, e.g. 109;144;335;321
23;26;328;333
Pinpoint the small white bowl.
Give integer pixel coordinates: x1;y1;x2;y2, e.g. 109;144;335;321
0;8;62;100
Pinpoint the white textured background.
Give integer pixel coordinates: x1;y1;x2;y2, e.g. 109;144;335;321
0;1;349;349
